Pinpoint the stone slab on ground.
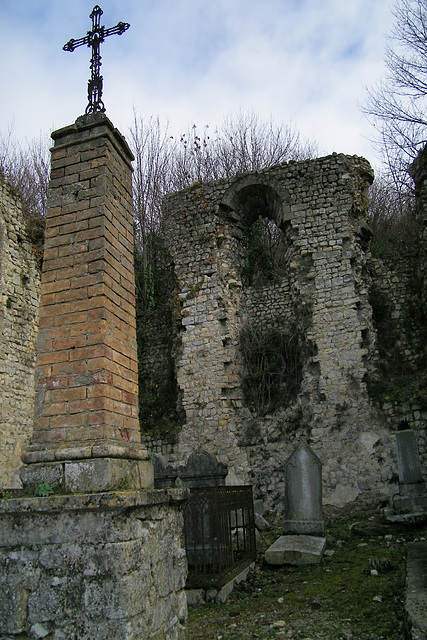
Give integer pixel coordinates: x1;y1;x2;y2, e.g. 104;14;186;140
405;541;427;639
265;535;326;566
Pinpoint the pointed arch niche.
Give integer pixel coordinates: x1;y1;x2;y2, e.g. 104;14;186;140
220;176;308;416
220;175;292;288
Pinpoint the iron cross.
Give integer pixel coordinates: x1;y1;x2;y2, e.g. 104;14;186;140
63;5;130;115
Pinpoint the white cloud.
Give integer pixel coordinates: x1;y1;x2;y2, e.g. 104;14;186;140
0;0;394;169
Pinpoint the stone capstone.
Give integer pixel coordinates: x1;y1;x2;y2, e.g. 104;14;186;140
265;535;327;566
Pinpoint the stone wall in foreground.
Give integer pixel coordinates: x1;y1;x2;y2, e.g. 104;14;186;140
0;490;188;639
0;174;41;488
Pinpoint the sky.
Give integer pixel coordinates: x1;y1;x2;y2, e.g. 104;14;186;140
0;0;395;170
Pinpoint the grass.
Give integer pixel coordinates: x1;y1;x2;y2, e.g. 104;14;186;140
186;510;427;640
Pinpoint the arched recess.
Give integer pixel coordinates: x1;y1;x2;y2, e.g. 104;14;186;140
221;175;291;288
221;176;310;417
220;174;291;231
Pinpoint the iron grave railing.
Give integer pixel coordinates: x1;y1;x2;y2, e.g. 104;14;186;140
183;485;256;589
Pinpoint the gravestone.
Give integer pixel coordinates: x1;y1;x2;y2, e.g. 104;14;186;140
179;450;227;564
283;439;325;535
396;426;424;485
266;440;326;566
393;426;427;514
178;449;228;488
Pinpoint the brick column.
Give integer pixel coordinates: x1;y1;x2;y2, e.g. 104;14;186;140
21;113;152;492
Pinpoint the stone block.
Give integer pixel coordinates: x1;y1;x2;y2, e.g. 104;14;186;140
0;489;187;639
20;456;154;494
65;457;154;493
265;535;327;566
20;462;64;493
393;493;427;514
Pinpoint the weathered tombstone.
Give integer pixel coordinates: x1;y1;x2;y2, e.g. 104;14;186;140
393;425;427;514
178;449;228;488
265;440;326;566
396;425;424;485
180;450;228;565
283;439;325;535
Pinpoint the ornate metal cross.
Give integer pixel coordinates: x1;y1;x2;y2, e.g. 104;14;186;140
63;5;130;114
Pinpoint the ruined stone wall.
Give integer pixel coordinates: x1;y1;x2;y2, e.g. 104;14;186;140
2;147;426;510
159;154;426;512
368;255;427;475
0;175;41;488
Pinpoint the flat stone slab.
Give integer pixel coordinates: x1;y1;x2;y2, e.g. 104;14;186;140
265;535;326;566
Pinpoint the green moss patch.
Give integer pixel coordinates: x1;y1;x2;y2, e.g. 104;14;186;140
187;511;425;639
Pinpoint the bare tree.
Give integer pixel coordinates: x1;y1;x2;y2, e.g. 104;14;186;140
368;171;418;261
169;111;317;188
129;111;318;308
364;0;427;188
0;127;49;219
129;110;317;241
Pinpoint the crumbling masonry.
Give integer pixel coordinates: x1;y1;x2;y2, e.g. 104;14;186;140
141;153;427;512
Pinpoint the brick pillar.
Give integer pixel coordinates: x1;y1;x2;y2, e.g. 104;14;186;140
21;113;152;492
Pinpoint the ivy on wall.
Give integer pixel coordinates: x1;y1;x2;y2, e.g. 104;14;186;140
241;216;287;288
240;322;310;416
135;233;183;438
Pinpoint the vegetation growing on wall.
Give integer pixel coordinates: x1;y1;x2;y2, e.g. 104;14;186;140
24;210;45;269
135;235;183;439
240;320;311;416
366;172;427;406
138;358;183;440
241;217;288;287
368;282;427;407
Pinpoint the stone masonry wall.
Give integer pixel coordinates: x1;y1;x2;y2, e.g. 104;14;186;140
369;255;427;476
159;154;427;512
0;174;41;488
0;490;187;640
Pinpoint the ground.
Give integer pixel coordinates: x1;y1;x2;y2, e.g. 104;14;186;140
186;510;427;640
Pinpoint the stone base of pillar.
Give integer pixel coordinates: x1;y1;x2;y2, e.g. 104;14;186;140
0;489;188;639
283;518;325;536
393;481;427;514
20;456;154;494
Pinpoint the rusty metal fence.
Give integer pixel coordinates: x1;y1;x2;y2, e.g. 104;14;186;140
183;485;256;589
